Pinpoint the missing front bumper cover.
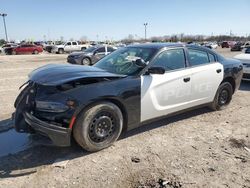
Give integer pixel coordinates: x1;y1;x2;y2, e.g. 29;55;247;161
23;112;71;147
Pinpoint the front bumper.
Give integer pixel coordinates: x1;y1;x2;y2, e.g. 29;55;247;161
67;57;81;64
23;112;72;147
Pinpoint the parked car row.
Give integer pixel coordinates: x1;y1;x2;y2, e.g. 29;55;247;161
234;47;250;81
231;41;250;51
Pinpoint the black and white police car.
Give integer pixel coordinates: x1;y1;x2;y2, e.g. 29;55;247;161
14;43;243;151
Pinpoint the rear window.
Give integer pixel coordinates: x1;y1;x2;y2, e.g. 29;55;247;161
188;49;209;66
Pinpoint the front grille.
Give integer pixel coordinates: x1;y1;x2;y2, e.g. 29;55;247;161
243;73;250;79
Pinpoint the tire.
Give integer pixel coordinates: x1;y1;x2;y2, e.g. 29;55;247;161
73;102;123;152
58;48;64;54
33;50;38;54
81;57;91;65
210;82;233;111
81;47;86;51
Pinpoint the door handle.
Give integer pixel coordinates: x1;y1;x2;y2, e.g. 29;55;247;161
183;77;190;82
216;69;222;73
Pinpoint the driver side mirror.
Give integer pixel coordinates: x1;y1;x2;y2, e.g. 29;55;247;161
146;67;165;75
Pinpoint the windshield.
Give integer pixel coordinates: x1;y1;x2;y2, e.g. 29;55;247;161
94;47;157;75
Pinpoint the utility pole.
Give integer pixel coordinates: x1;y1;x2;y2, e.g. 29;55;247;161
0;13;8;42
144;23;148;40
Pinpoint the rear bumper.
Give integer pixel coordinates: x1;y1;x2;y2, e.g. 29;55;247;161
23;112;71;147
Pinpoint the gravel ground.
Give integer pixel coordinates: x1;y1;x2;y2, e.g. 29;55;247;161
0;48;249;188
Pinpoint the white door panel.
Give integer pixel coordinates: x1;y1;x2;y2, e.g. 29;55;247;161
141;69;192;122
189;62;224;106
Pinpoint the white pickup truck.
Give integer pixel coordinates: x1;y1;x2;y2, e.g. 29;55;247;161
51;41;90;54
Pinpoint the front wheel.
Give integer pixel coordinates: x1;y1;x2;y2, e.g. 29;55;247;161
73;102;123;152
81;57;91;65
210;82;233;111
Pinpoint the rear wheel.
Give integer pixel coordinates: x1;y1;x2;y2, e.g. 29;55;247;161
73;102;123;152
33;50;38;54
210;82;233;111
58;48;64;54
81;57;91;65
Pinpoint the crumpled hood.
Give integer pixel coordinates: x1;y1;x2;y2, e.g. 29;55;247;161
29;64;125;86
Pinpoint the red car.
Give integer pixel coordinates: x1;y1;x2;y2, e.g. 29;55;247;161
12;44;43;55
221;41;236;48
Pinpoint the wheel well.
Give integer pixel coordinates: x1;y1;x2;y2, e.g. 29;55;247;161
221;77;235;93
75;99;128;132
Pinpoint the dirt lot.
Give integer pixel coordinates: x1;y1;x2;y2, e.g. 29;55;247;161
0;49;249;188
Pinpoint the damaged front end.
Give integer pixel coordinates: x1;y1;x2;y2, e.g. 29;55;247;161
14;81;75;146
14;64;125;147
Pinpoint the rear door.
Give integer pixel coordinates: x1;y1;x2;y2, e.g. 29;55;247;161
72;42;78;51
64;42;72;52
141;48;192;122
187;48;223;106
27;45;34;53
18;45;27;54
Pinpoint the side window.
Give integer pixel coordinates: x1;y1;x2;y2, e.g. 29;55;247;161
188;49;209;66
107;47;115;52
72;42;77;45
96;47;105;53
66;42;71;45
208;53;216;62
152;48;186;71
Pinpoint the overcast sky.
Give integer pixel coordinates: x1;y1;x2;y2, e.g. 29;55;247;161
0;0;249;41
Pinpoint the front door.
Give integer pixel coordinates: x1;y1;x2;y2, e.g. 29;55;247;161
93;47;106;63
141;48;192;122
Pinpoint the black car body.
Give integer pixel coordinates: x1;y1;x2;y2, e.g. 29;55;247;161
67;45;116;65
14;43;243;151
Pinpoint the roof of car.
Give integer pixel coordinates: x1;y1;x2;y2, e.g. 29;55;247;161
127;42;213;51
127;43;185;49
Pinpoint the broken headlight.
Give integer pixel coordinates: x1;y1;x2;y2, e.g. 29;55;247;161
35;101;69;113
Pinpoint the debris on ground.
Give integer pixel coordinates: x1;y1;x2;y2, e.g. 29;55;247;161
52;158;69;169
131;157;140;163
137;178;182;188
244;146;250;153
229;138;246;148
